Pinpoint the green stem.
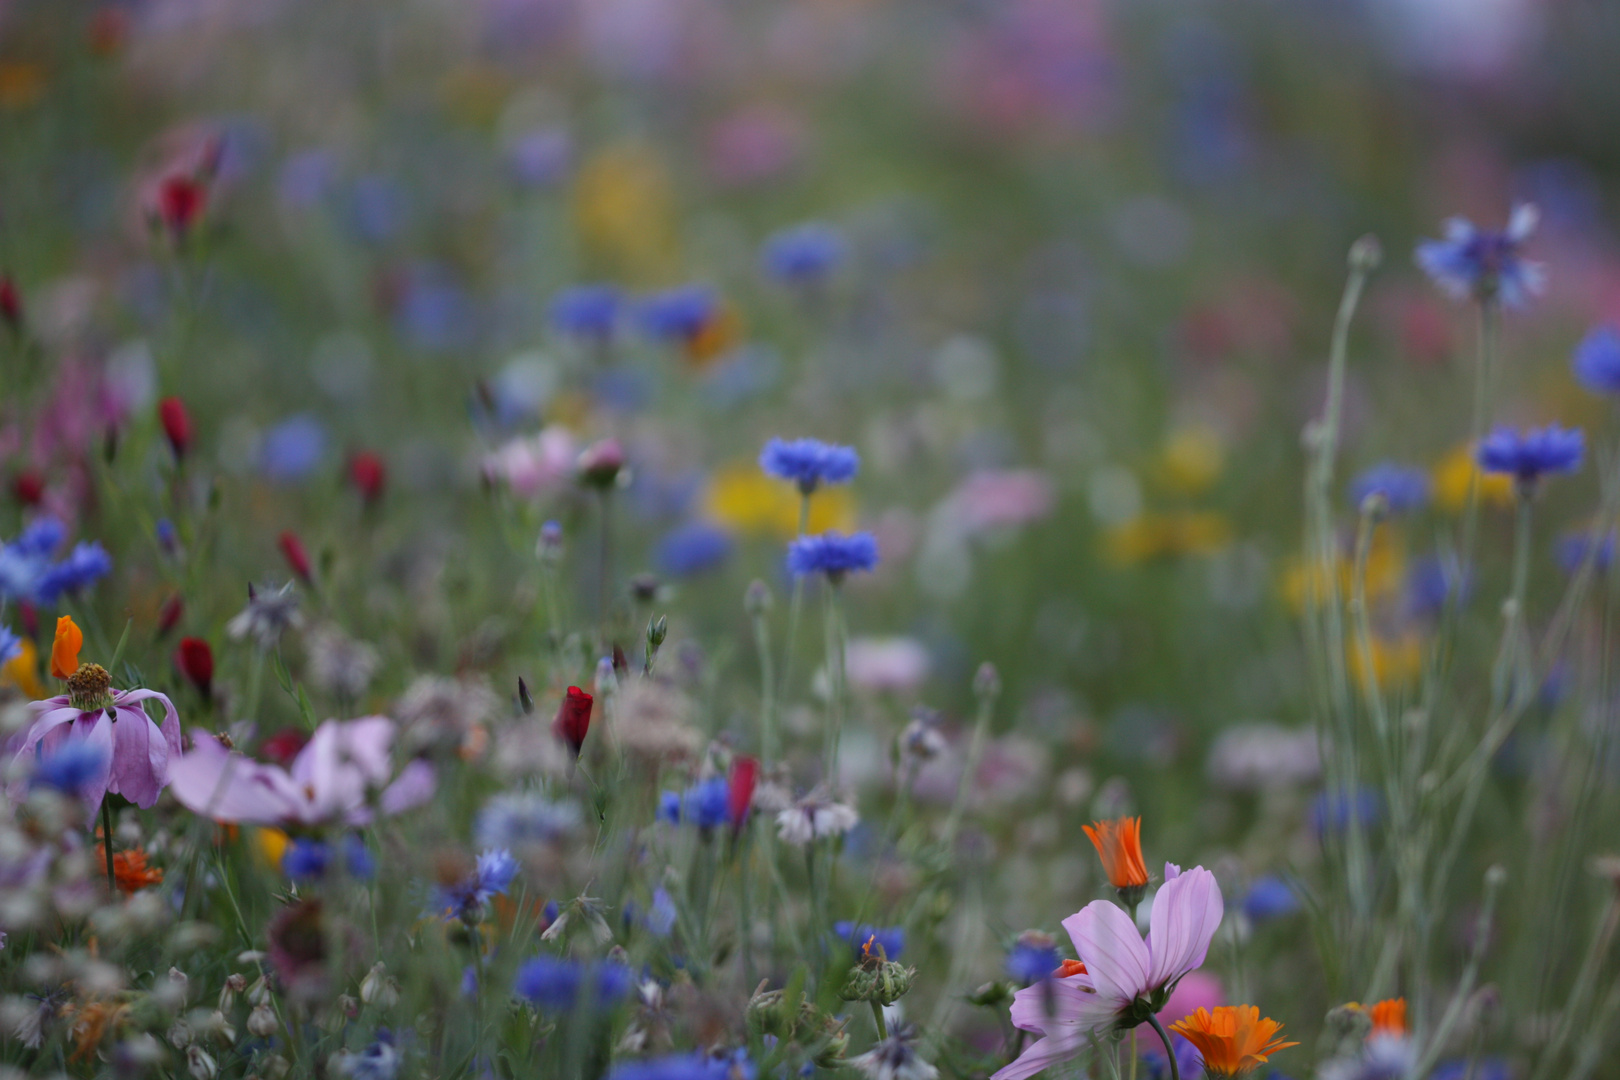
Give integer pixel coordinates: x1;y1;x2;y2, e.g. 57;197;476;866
943;675;999;847
752;606;777;763
778;495;812;720
101;800;116;895
1147;1014;1180;1080
870;1000;888;1041
822;583;848;779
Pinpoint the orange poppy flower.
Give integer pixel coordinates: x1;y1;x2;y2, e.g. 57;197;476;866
50;615;83;679
1083;817;1149;890
1170;1006;1298;1079
1367;997;1406;1036
95;845;164;894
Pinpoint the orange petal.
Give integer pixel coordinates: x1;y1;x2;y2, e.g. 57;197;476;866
50;615;82;679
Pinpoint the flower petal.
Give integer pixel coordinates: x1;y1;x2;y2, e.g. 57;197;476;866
1065;900;1150;1007
1146;865;1224;990
991;1034;1088;1080
168;737;303;824
108;706;160;807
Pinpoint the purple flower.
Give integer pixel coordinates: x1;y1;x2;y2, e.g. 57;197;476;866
607;1053;747;1080
1477;424;1584;486
10;687;181;815
656;523;734;578
1240;876;1300;921
433;848;519;922
512;957;632;1012
835;921;905;960
0;625;18;666
761;223;846;286
1557;531;1615;575
1573;325;1620;395
1415;204;1545;308
638;285;720;343
995;865;1223;1080
759;437;860;495
786;531;879;580
168;716;435;826
29;740;110;798
1006;937;1061;985
37;542;111;603
260;414;327;483
506;128;572;187
550;285;623;340
1347;463;1430;515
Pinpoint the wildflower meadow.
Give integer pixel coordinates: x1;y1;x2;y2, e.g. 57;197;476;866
4;3;1620;1080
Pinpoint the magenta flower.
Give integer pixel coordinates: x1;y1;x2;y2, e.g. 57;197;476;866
995;864;1223;1080
9;682;181;815
168;716;435;826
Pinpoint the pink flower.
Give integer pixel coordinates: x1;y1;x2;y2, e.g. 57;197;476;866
844;636;931;694
940;469;1055;534
995;864;1223;1080
10;687;181;814
482;428;577;499
167;716;434;826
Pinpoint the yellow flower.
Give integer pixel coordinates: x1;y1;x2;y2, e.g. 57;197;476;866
2;638;45;700
1433;443;1513;513
1278;530;1405;613
1104;511;1232;565
703;464;854;538
1348;632;1425;690
1158;424;1227;495
572;144;677;282
256;827;290;871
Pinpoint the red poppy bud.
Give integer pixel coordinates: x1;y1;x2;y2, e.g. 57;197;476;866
728;755;758;830
551;685;594;757
158;397;192;459
278;530;312;583
0;275;20;330
348;451;386;505
261;728;310;767
175;637;214;698
11;469;44;507
158;175;207;237
158;594;184;636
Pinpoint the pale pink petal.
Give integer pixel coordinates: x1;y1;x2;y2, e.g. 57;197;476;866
1009;976;1117;1037
991;1033;1087;1080
77;714;116;816
108;707;160;807
1146;865;1223;990
337;716;396;786
378;759;435;816
1066;901;1150;1007
116;689;182;760
167;738;303;824
12;705;86;759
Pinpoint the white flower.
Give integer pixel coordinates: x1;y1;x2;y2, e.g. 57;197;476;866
186;1045;217;1080
776;792;859;846
848;1026;939;1080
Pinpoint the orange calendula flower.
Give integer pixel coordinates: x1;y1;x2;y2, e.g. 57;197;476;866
1170;1006;1299;1079
50;615;83;679
1055;958;1088;978
95;845;164;894
1083;817;1149;891
1366;997;1406;1036
2;637;45;699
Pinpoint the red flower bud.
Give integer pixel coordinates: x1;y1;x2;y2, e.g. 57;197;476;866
728;755;758;830
577;439;626;489
158;175;207;237
158;397;192;459
0;275;21;330
175;637;214;697
11;469;44;507
278;530;312;583
158;594;184;636
551;685;594;757
347;451;386;505
260;728;310;767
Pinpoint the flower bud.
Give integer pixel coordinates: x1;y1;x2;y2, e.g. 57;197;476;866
186;1045;217;1080
360;962;399;1008
159;397;192;459
247;1004;280;1038
973;662;1001;700
1349;234;1383;273
744;579;773;617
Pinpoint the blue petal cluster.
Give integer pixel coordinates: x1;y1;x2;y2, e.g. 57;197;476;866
656;523;735;578
1557;531;1615;575
282;834;375;883
0;518;112;604
550;284;623;339
1405;556;1471;621
1347;463;1430;515
31;741;108;795
659;777;732;829
1572;325;1620;395
475;793;582;849
607;1052;754;1080
1476;424;1584;484
512;957;633;1012
1241;876;1301;922
260;414;327;483
1004;940;1060;985
833;921;905;960
759;438;860;495
760;223;846;286
1415;205;1545;308
0;625;19;667
434;848;520;922
639;284;720;342
786;531;879;579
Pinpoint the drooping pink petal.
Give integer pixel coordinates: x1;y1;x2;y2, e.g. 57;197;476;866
378;759;435;816
1066;900;1150;1007
116;689;182;760
108;706;161;807
1145;865;1223;991
77;713;116;816
1008;974;1117;1038
991;1033;1089;1080
337;716;396;786
168;736;305;824
11;704;85;759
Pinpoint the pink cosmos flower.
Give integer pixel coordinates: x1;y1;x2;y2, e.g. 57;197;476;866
10;686;181;815
167;716;435;826
481;428;578;499
995;864;1223;1080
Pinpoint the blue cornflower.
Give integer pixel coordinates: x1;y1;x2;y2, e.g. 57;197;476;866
656;523;734;578
512;957;632;1012
334;1030;400;1080
761;223;846;286
343;834;377;881
639;285;720;343
1310;787;1382;836
1005;937;1061;985
1573;325;1620;395
475;793;583;849
37;542;112;603
786;531;879;581
1241;876;1301;922
647;887;678;937
1557;531;1615;575
607;1052;751;1080
1432;1059;1510;1080
759;438;860;495
283;839;331;882
550;285;623;340
1405;556;1471;621
260;414;327;483
0;625;19;667
433;848;520;922
660;778;732;830
13;518;63;556
31;741;109;796
507;128;572;188
833;921;904;960
156;518;180;555
1348;463;1430;515
1415;204;1545;308
1477;424;1584;487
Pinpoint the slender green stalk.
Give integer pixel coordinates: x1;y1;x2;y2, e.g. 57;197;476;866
778;495;811;719
1413;866;1505;1078
1530;890;1620;1080
822;583;849;779
750;595;777;762
1146;1014;1180;1080
943;665;1000;847
870;1000;888;1041
101;801;116;895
